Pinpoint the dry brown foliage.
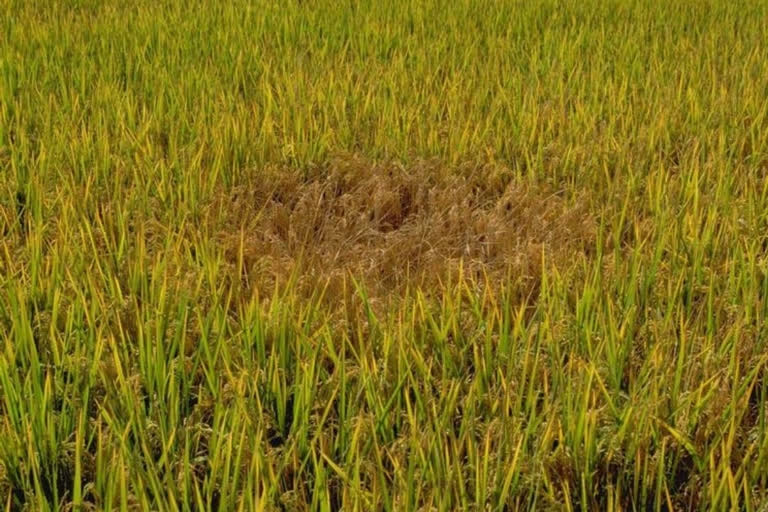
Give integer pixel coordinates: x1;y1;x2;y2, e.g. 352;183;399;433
207;155;597;305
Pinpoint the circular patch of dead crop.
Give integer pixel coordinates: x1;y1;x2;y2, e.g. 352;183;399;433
208;155;596;306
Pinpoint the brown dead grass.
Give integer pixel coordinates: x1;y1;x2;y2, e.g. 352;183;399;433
207;155;597;305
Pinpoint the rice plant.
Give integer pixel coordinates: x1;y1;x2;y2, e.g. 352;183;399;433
1;0;768;509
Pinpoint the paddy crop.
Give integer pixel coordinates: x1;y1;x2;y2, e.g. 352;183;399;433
2;0;768;510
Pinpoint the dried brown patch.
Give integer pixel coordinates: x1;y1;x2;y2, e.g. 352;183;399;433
207;155;596;305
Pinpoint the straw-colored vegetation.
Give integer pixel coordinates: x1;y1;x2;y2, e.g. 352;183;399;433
2;0;768;510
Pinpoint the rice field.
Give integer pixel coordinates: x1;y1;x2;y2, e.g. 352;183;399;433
2;0;768;510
